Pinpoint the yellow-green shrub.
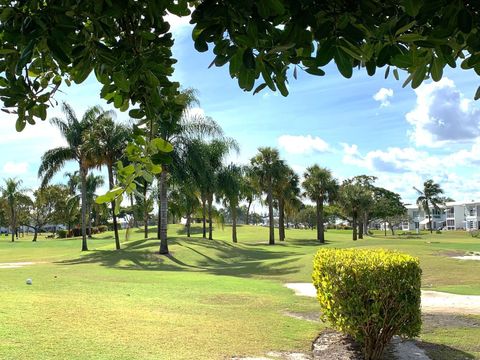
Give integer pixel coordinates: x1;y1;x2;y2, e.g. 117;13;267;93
312;249;421;360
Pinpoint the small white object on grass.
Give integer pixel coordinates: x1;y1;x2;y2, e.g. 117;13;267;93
26;278;32;285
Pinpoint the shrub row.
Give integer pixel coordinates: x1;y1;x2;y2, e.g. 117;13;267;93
56;225;109;238
312;248;422;360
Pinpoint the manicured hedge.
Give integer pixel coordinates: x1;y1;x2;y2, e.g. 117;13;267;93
312;249;422;360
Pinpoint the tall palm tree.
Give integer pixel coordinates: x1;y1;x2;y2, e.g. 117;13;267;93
1;178;26;242
414;179;445;233
38;102;102;251
250;147;283;245
83;113;130;249
302;165;338;243
273;164;300;241
217;163;244;243
153;89;224;254
185;138;238;240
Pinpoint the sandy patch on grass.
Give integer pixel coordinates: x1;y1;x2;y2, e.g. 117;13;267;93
0;261;37;269
284;283;480;315
452;255;480;260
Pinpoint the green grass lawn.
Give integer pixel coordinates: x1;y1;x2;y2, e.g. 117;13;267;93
1;225;479;359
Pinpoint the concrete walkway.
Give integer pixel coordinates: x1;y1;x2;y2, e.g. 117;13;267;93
285;283;480;315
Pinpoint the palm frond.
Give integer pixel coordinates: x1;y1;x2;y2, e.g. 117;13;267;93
38;147;76;187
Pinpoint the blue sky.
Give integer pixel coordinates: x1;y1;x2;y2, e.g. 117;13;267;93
1;18;480;204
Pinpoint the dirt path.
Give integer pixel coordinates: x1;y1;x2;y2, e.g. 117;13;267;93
285;283;480;315
0;261;38;269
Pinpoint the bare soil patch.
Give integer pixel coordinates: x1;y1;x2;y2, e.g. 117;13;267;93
283;311;320;322
0;261;37;269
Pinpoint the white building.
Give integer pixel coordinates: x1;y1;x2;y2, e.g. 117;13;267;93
404;201;480;231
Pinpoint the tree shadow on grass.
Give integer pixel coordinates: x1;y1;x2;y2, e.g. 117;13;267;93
415;340;476;360
56;236;302;278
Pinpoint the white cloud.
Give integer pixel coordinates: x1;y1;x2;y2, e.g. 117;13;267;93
278;135;329;154
341;143;444;174
373;88;394;107
165;11;192;37
2;161;28;175
406;77;480;147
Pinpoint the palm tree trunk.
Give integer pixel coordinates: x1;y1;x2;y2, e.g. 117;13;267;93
107;164;120;250
246;200;252;225
232;205;237;243
317;198;325;243
10;208;15;242
159;170;169;254
279;198;285;241
201;197;207;238
352;213;357;241
208;195;213;240
88;205;93;239
268;185;274;245
186;213;191;237
80;166;88;251
143;180;148;239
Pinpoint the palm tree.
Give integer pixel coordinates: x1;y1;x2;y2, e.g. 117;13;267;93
83;113;130;249
153;89;224;254
217;163;244;243
84;174;105;238
38;102;103;251
1;178;27;242
302;165;338;243
414;179;445;233
250;147;283;245
273;164;300;241
185;138;238;240
242;165;259;225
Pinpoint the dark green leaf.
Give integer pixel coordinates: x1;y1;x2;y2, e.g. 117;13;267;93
458;9;472;34
402;0;422;17
430;56;443;82
253;83;267;95
475;86;480;100
334;47;352;78
305;67;326;76
242;48;255;70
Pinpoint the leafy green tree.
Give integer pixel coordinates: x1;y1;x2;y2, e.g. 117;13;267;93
370;188;407;236
297;205;317;230
3;1;479;133
250;147;283;245
273;163;300;241
414;179;445;233
302;165;338;243
38;103;103;251
83;112;130;249
217;163;244;243
1;178;28;242
21;185;70;241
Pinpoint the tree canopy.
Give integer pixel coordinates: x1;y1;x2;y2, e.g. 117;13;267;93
1;0;480;131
